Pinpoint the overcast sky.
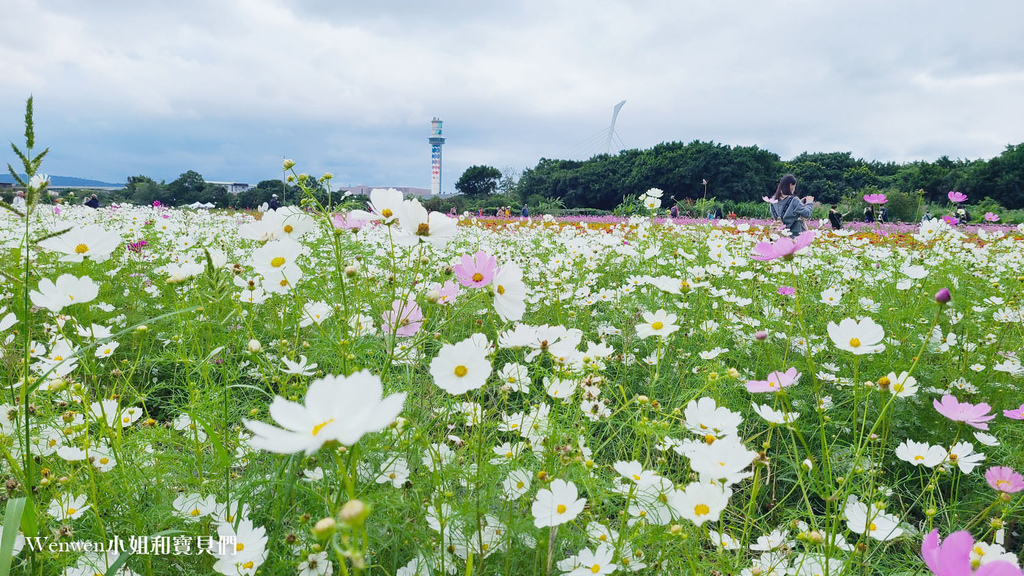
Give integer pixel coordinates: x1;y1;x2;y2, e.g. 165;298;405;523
3;0;1023;191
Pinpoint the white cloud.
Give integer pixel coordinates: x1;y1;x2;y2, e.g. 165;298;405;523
2;0;1023;188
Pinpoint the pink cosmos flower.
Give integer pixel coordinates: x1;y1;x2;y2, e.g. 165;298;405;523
453;251;498;288
985;466;1024;494
382;299;423;337
746;367;801;393
1003;402;1024;420
942;215;960;226
431;280;460;305
984;212;999;222
922;529;1023;576
751;230;816;261
863;194;888;204
152;200;162;207
332;212;366;230
947;191;968;203
933;394;996;430
777;286;795;296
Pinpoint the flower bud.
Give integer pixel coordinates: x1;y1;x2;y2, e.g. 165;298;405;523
344;265;357;277
934;288;951;305
425;289;441;303
247;339;262;353
755;330;768;341
339;499;369;527
283;159;296;170
312;517;336;539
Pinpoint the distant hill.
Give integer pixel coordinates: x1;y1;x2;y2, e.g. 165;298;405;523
0;174;122;188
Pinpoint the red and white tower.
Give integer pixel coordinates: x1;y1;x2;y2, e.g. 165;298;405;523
429;117;445;196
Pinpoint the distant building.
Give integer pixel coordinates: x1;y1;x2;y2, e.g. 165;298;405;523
342;186;432;198
207;181;250;194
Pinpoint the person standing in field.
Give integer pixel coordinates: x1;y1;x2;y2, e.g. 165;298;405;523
670;204;679;219
769;174;814;236
828;204;848;229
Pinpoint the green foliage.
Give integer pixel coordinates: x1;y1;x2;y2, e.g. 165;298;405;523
455;165;502;196
514;140;1024;212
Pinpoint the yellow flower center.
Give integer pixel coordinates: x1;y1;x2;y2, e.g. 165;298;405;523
67;508;77;515
284;225;294;233
242;561;254;569
598;534;607;541
454;365;468;377
516;481;524;489
996;480;1009;489
416;223;430;236
270;256;286;267
914;455;924;461
868;522;877;532
472;272;484;282
591;565;601;573
389;472;396;479
99;457;109;464
694;504;710;516
75;244;89;254
191;508;201;516
381;208;393;218
849;338;861;348
632;474;641;481
705;435;716;445
651;322;664;330
311;419;335;436
556;504;567;514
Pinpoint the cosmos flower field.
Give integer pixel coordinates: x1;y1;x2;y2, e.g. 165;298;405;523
2;183;1024;576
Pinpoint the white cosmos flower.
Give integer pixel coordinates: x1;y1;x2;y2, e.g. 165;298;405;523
843;495;903;541
895;440;945;467
208;518;268;576
497;363;531;393
38;226;122;263
501;469;532;500
493;262;528;322
669;482;731;527
394;199;457;248
429;336;492;395
242;370;406;455
532;479;586;528
827;317;885;355
635;309;679;339
281;355;318;376
568;544;617;576
48;493;91;521
300;301;333;328
751;403;799;424
29;275;100;313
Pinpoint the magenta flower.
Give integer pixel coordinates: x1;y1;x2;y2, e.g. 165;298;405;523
382;299;423;337
942;215;960;226
933;394;996;430
746;367;801;393
332;212;366;230
453;251;498;288
984;212;999;222
947;191;968;203
1004;402;1024;420
985;466;1024;494
152;200;162;207
751;230;816;261
777;286;795;296
935;288;951;304
922;529;1022;576
863;193;888;204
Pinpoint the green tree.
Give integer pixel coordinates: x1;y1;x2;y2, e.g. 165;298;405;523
167;170;206;205
455;165;502;197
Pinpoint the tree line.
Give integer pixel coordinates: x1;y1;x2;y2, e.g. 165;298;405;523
458;140;1024;213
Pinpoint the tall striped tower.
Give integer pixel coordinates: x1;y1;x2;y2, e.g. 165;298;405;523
429;117;445;196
